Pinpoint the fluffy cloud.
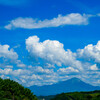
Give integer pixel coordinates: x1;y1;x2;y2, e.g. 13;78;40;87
5;13;90;30
77;41;100;63
26;35;82;70
25;36;100;86
0;66;57;86
0;36;100;87
0;44;18;61
0;44;25;68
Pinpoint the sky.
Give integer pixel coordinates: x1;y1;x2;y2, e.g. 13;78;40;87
0;0;100;87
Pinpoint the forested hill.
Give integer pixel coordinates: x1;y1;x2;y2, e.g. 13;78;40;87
38;90;100;100
0;78;38;100
51;90;100;100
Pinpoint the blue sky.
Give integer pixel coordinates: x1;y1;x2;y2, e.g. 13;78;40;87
0;0;100;87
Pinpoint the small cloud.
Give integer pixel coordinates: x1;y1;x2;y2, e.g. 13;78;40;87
90;64;98;70
17;63;26;68
97;13;100;16
57;67;79;75
77;41;100;63
13;44;20;49
6;65;13;68
44;63;55;68
0;44;18;61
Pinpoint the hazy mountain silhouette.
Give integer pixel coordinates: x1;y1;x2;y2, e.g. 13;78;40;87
29;77;100;96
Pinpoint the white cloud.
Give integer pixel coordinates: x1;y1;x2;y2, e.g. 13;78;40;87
57;67;79;75
33;66;54;74
0;36;100;87
97;13;100;16
0;44;18;60
77;41;100;63
44;63;55;68
6;65;13;68
17;63;26;67
26;35;82;70
20;72;58;86
0;68;31;76
0;44;25;69
90;64;98;70
5;13;90;30
12;69;31;76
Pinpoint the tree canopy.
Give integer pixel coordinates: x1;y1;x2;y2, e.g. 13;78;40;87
0;78;38;100
51;91;100;100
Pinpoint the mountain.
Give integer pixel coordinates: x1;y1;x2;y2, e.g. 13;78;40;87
29;77;100;96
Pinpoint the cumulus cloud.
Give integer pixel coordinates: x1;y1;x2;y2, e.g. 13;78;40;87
0;44;18;61
0;36;100;87
19;73;58;86
26;35;82;70
0;66;57;86
0;44;25;69
24;36;100;86
5;13;90;30
77;41;100;63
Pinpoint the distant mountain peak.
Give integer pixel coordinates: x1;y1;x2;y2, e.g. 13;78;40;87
29;77;100;96
60;77;82;84
67;77;81;81
67;77;82;82
70;77;80;80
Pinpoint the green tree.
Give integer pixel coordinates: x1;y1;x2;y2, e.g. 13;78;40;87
0;78;38;100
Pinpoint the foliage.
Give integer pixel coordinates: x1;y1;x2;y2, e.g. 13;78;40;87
51;91;100;100
0;78;38;100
